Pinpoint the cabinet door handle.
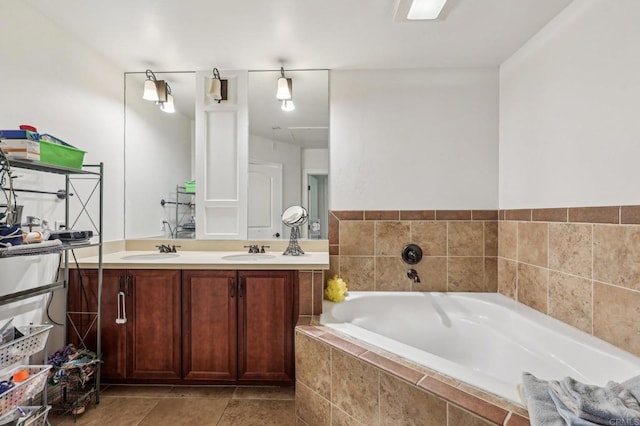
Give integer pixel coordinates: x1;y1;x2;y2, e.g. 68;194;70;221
228;277;236;298
238;278;244;298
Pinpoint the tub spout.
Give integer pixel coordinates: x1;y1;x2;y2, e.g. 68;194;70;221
407;269;421;283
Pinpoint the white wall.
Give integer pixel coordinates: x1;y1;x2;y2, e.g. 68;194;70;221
499;0;640;208
0;1;124;242
330;69;499;210
250;134;302;211
302;149;329;171
0;2;125;350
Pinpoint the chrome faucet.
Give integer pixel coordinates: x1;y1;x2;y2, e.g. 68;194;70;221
244;244;260;253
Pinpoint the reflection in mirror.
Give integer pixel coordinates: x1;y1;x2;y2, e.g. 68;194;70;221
124;71;195;240
248;70;329;240
124;69;329;240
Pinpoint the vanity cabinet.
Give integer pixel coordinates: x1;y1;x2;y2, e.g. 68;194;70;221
68;269;182;382
70;268;296;385
182;270;296;384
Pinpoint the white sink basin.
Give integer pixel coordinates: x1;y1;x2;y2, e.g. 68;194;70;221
120;253;180;260
221;253;276;262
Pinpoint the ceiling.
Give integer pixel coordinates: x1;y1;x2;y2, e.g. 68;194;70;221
23;0;573;147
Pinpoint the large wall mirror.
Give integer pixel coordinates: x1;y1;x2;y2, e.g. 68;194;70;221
124;69;329;241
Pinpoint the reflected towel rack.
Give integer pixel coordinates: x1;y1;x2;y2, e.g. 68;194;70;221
1;187;71;199
160;199;194;207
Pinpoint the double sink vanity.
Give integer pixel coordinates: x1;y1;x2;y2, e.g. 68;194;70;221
68;241;329;387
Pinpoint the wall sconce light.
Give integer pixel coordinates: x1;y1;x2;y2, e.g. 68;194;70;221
276;67;292;100
142;69;167;103
160;83;175;113
208;68;228;103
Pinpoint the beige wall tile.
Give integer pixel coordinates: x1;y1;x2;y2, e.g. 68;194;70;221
340;221;375;255
498;222;517;260
298;272;313;316
314;271;324;315
329;213;339;245
484;257;498;292
331;349;379;425
328;255;340;283
594;225;640;291
376;221;411;256
379;372;446;426
448;257;484;292
593;282;640;357
484;221;498;257
411;221;447;256
296;381;331;426
548;271;592;333
518;222;548;267
331;406;364;426
413;257;447;292
340;256;375;291
448;222;484;256
448;404;495;426
498;258;517;299
517;263;548;314
295;333;332;398
569;206;619;224
549;223;592;278
376;257;412;291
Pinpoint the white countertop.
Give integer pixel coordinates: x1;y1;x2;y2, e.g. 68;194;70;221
74;250;330;270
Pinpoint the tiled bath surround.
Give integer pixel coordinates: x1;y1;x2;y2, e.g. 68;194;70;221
328;210;499;293
295;324;529;425
498;206;640;358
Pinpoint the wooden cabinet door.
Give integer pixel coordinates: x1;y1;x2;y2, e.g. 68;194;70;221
182;270;237;381
237;270;295;383
67;269;126;380
126;270;181;380
98;270;127;380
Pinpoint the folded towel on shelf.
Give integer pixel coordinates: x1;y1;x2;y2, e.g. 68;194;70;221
521;372;640;426
0;239;63;258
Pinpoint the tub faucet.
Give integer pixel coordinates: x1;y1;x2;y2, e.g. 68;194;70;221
407;269;421;283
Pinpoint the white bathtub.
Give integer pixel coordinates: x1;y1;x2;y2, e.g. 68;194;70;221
320;292;640;404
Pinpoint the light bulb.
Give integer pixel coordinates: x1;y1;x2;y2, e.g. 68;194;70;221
281;99;295;112
208;78;222;101
143;79;159;101
161;93;175;113
276;77;291;100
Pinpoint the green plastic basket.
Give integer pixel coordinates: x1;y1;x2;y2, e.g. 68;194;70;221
184;181;196;193
39;140;86;170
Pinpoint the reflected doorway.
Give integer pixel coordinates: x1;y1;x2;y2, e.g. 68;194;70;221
303;171;328;239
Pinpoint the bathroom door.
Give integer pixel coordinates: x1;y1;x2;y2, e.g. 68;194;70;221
248;163;283;239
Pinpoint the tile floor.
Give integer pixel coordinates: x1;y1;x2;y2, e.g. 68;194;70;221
48;385;296;425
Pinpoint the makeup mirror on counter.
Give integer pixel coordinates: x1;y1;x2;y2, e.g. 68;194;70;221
124;69;329;241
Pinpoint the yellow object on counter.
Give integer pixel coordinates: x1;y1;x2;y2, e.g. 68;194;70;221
325;275;348;302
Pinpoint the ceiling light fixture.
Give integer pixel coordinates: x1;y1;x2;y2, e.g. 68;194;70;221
407;0;448;20
276;67;292;100
142;69;167;102
160;83;175;113
207;68;228;103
